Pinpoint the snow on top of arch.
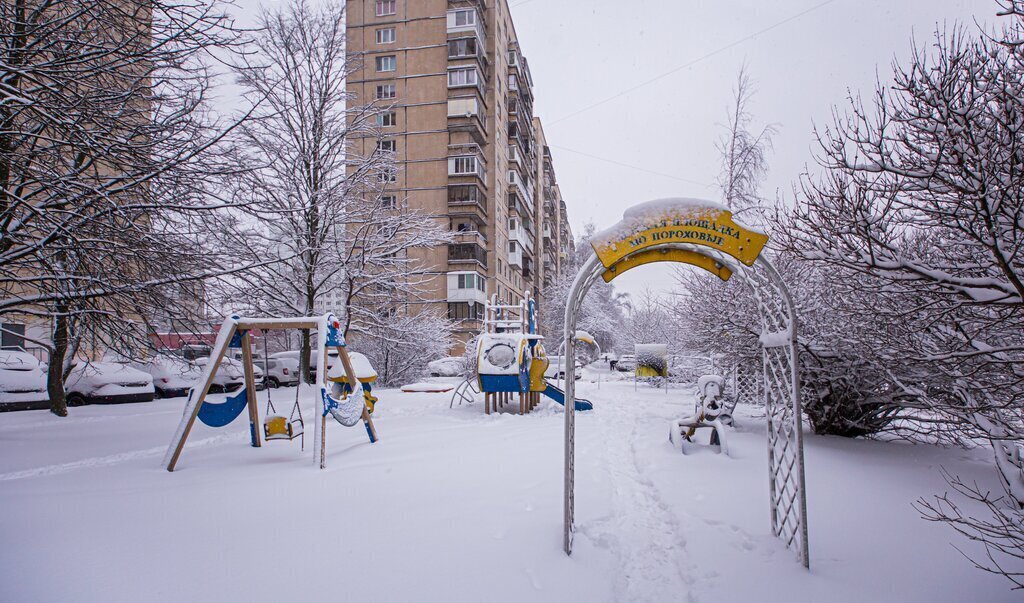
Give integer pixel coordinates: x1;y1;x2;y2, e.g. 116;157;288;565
592;197;748;243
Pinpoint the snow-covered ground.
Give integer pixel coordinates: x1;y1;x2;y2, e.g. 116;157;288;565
0;364;1016;602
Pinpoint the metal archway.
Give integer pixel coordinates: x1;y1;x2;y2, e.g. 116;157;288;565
560;206;810;569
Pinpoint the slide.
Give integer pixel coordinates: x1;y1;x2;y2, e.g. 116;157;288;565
543;382;594;411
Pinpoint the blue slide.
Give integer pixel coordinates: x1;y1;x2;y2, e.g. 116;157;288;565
543;382;594;411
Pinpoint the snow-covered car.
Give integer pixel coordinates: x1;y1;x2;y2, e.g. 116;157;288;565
64;361;155;406
615;354;637;372
544;356;581;380
0;350;49;411
194;356;248;393
129;357;201;399
271;349;338;380
427;357;464;377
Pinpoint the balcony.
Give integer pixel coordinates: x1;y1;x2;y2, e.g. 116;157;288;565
449;242;487;267
447;271;488;305
452;229;486;247
508;145;520;166
507;170;534;207
448;97;486;145
448;184;487;220
543;223;552;241
447;9;486;46
508;242;523;268
509;223;533;255
449;153;485;180
522;258;533;280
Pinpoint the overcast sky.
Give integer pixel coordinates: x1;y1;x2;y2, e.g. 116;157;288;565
227;0;998;301
505;0;995;299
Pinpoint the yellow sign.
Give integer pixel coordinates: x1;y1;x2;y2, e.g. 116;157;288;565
591;205;768;268
602;248;733;283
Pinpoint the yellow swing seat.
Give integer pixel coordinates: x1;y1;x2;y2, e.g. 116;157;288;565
264;414;303;441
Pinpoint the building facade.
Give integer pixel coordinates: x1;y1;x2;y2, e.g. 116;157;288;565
346;0;576;351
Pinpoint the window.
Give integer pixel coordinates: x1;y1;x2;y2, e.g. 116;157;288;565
376;112;396;127
379;167;396;182
509;218;517;229
448;66;478;88
376;56;396;72
382;195;396;209
377;139;396;153
448;302;484;321
376;0;396;17
508;74;518;90
452;9;475;27
376;83;396;99
448;185;480;204
448;38;477;59
509;242;516;252
457;273;476;289
1;322;25;349
376;27;395;44
449;155;479;176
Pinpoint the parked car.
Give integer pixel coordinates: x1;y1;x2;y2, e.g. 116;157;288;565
271;349;338;380
64;361;155;406
193;356;246;393
258;356;300;388
615;354;637;372
130;357;201;399
544;356;581;380
0;350;48;411
427;357;464;377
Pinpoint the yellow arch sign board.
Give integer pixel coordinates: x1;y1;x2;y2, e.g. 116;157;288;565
601;248;733;283
590;199;769;271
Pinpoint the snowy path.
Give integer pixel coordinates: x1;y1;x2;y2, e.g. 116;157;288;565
0;372;1019;602
577;382;693;601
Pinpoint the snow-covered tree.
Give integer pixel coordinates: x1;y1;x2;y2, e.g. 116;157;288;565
222;0;451;381
624;288;671;349
0;0;249;415
358;309;453;387
782;6;1024;587
538;223;628;355
716;65;777;216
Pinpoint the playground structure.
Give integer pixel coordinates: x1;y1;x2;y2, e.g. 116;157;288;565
164;314;378;471
561;198;810;568
473;292;593;414
669;374;735;454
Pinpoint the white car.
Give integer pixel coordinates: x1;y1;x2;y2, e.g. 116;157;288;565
0;351;48;411
193;356;260;393
271;349;338;380
615;354;637;372
64;361;155;406
130;357;201;399
544;356;581;380
258;356;300;388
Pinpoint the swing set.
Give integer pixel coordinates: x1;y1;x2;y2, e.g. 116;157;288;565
163;314;378;471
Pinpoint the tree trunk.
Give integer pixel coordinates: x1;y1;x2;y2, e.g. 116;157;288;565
48;309;69;417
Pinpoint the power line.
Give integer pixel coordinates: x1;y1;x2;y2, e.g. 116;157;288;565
549;144;715;188
548;0;842;126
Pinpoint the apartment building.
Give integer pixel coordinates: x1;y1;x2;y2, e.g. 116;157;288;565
346;0;576;351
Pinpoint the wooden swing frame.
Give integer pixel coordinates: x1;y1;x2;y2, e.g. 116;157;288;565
163;315;377;472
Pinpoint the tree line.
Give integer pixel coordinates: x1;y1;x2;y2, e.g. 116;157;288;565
0;0;451;415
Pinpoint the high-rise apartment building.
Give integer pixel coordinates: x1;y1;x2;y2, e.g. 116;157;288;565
346;0;577;351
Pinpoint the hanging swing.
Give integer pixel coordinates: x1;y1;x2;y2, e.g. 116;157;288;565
261;337;304;448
